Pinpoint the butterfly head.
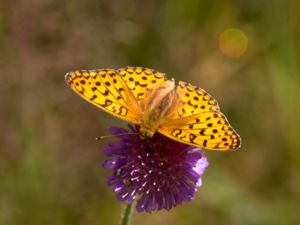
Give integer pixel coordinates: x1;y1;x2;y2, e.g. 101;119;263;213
139;126;155;139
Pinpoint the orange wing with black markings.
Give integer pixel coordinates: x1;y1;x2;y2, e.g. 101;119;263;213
65;69;141;124
176;81;220;117
117;66;168;102
157;81;241;151
158;111;241;151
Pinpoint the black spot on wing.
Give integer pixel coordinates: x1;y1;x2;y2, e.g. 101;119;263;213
189;134;197;144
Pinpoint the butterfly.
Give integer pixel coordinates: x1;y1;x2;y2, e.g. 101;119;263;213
65;66;241;151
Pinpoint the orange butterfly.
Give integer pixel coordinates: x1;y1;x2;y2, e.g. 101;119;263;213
65;66;241;151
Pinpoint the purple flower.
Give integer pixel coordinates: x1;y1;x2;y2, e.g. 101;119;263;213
103;124;209;213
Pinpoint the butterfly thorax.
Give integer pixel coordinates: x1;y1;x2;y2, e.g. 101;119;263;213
139;80;181;138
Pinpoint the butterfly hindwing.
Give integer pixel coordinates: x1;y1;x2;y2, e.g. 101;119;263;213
158;111;241;151
65;69;141;124
117;66;168;102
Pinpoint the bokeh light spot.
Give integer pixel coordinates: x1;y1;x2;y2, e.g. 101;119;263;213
219;28;248;58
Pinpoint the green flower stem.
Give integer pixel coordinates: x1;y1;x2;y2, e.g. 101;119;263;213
120;203;134;225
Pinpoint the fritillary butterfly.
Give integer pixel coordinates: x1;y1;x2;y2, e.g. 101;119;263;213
65;66;241;151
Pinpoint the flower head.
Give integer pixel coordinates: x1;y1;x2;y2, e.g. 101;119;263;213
103;124;209;212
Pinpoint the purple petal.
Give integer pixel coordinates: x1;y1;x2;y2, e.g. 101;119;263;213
103;125;209;212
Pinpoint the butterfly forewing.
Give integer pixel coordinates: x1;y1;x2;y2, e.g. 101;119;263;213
65;69;141;124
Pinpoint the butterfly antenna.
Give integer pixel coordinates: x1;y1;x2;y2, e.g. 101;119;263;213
95;132;139;141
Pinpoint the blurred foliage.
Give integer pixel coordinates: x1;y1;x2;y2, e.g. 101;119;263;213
0;0;300;224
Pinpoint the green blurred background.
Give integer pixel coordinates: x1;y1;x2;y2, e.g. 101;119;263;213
1;0;300;224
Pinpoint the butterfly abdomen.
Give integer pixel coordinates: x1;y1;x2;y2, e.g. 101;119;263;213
140;80;180;137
